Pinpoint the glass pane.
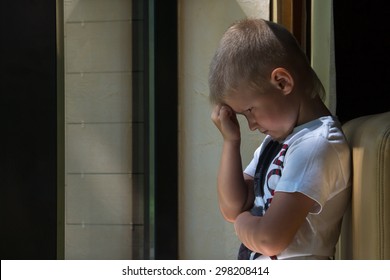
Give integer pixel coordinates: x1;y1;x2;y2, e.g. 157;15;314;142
62;0;145;259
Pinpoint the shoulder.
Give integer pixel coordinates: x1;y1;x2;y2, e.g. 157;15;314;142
286;117;350;171
285;116;349;151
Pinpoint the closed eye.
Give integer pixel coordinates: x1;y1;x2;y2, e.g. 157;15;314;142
238;107;254;116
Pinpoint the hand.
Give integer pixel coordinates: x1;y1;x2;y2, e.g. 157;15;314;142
211;104;241;142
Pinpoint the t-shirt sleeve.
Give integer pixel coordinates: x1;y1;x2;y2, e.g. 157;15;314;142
275;135;346;214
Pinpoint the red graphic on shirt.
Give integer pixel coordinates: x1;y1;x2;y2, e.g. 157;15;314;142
265;144;289;210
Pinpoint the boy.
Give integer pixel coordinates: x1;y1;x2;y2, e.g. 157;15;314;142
209;19;351;260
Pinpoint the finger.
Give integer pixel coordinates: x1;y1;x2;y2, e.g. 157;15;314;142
211;104;223;122
220;105;239;124
219;105;232;118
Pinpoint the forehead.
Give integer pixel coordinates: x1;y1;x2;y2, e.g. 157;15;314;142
224;87;259;112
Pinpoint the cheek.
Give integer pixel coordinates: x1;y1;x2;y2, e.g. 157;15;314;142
254;103;280;121
253;95;297;126
254;106;294;129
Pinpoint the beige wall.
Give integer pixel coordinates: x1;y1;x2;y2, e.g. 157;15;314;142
178;0;267;260
311;0;336;114
63;0;143;259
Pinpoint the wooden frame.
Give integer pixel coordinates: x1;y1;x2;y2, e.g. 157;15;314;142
271;0;311;58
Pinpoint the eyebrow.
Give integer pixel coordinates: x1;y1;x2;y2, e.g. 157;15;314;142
222;102;246;115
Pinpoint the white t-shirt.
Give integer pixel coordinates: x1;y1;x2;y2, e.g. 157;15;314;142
243;116;351;260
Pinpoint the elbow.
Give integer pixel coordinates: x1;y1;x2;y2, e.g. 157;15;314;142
221;211;239;223
220;202;253;224
220;206;243;223
250;231;291;257
256;242;286;257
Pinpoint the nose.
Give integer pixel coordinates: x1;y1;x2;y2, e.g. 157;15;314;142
245;114;258;131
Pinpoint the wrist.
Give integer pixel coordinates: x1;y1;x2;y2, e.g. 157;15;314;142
223;138;241;147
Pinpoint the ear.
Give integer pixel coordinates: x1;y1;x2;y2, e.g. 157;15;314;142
270;67;294;95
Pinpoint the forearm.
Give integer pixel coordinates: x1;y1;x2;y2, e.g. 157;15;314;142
234;212;273;256
217;140;251;222
234;192;316;257
234;211;289;257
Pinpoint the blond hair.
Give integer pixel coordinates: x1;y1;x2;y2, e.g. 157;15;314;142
208;18;324;104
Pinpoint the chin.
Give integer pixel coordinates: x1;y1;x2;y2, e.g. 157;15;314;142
270;133;287;142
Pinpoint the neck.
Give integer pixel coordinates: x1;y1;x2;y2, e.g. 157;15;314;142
296;95;332;126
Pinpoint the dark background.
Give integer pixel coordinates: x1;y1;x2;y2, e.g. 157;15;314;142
333;0;390;122
1;0;58;259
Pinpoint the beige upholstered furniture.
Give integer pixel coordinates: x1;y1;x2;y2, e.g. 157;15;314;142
336;111;390;259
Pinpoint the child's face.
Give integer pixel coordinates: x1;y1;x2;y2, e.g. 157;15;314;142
224;84;300;141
